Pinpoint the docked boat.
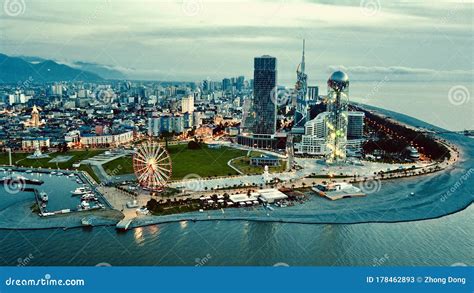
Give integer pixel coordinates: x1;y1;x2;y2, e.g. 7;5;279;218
57;172;63;176
40;192;48;202
25;170;32;173
71;187;90;196
51;171;56;175
81;193;98;201
79;201;90;210
68;174;75;177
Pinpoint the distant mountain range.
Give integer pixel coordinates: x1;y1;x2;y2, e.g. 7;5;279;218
0;53;127;83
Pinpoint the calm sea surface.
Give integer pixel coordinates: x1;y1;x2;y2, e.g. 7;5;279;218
0;81;473;266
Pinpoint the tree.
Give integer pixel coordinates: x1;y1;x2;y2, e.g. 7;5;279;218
146;198;158;211
188;140;201;150
161;131;173;149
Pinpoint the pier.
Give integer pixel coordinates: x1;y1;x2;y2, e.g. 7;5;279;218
116;219;132;231
0;177;44;185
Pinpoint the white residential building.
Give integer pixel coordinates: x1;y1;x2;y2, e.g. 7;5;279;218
181;95;194;114
80;130;133;147
296;111;365;156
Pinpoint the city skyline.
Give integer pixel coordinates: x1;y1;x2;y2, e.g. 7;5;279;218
0;1;472;286
1;0;473;83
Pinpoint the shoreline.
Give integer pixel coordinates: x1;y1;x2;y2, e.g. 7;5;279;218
0;107;471;230
2;200;472;231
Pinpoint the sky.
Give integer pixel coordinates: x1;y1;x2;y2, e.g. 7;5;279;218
0;0;473;84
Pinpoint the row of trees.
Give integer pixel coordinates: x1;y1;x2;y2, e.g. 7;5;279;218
360;109;450;161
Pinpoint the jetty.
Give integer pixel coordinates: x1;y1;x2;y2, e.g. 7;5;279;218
0;177;44;185
312;183;366;201
116;219;132;231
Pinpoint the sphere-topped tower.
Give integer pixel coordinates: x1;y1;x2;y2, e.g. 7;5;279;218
325;71;350;164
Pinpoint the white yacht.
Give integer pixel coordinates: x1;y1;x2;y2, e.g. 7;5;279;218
80;201;90;210
71;187;90;196
81;193;98;201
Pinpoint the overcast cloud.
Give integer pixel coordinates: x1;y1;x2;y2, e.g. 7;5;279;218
0;0;472;83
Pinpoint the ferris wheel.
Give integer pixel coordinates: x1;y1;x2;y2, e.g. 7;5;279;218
133;141;172;191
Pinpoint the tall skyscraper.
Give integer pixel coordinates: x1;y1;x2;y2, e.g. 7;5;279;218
325;71;350;164
251;55;277;135
222;78;231;91
236;76;245;91
293;40;309;131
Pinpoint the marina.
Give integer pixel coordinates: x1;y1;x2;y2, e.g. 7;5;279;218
0;167;110;218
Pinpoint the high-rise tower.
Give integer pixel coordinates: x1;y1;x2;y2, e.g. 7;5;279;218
325;71;350;164
251;55;277;135
293;40;309;132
